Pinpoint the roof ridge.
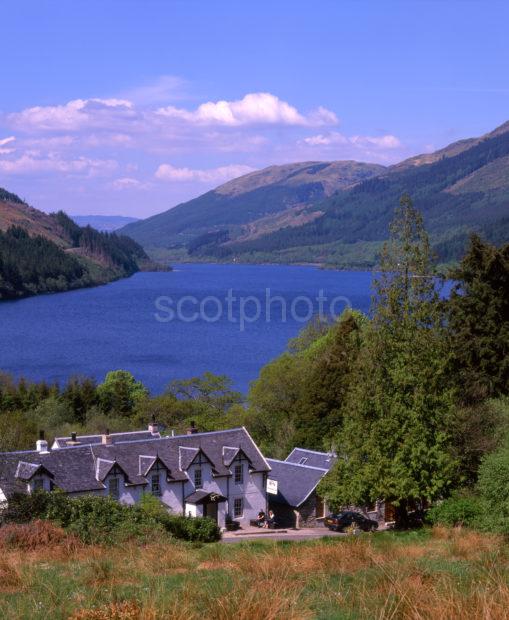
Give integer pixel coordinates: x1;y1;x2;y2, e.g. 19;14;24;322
267;458;328;472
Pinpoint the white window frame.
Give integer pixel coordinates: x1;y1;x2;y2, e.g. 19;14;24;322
194;468;202;489
299;457;308;465
108;477;120;499
233;497;243;518
234;464;243;485
151;473;161;497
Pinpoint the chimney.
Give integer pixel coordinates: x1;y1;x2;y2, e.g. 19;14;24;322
148;414;159;435
102;428;113;445
36;430;49;453
187;421;198;435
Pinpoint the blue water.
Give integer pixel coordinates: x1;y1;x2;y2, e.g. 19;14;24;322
0;264;374;394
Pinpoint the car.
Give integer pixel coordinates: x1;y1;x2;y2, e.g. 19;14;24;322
324;511;378;532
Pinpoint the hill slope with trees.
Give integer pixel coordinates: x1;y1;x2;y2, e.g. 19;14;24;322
0;189;165;300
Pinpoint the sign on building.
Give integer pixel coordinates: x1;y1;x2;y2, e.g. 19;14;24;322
266;478;278;495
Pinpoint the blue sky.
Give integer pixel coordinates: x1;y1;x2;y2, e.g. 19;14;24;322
0;0;508;217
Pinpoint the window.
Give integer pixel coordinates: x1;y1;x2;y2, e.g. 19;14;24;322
33;478;44;491
299;457;308;465
151;473;161;497
194;468;202;488
234;464;243;484
108;477;119;500
233;498;243;518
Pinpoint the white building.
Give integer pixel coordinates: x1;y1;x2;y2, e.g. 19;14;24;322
0;425;270;529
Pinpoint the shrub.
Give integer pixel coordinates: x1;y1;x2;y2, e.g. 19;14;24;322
2;491;221;544
427;494;485;528
477;446;509;533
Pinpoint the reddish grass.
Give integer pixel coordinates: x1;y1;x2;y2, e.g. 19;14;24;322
0;519;81;552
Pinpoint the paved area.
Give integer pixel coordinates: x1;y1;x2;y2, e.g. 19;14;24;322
222;525;347;543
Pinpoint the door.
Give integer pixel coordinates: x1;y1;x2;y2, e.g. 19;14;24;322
203;502;218;523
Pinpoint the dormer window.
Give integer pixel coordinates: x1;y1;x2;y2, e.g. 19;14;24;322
151;473;161;497
108;477;119;499
234;464;243;484
33;478;45;491
194;468;202;488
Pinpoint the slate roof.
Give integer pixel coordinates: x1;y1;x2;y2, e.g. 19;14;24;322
53;429;160;449
285;448;337;470
0;427;270;498
266;458;329;507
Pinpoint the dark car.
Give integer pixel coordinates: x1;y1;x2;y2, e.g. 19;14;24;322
324;511;378;532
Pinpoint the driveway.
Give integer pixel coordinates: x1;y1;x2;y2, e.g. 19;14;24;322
222;525;347;543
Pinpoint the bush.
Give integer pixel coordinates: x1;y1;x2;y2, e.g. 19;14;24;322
427;494;485;528
2;491;221;544
477;446;509;533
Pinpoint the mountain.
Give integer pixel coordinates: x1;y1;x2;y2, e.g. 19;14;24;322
121;121;509;268
0;189;165;300
120;161;385;249
71;215;140;232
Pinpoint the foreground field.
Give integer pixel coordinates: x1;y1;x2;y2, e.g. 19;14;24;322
1;527;508;619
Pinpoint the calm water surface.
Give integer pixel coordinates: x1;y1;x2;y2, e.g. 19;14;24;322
0;264;374;394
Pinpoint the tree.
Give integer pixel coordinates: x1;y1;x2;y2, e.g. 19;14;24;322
97;370;148;416
247;311;365;456
320;195;456;526
447;235;509;403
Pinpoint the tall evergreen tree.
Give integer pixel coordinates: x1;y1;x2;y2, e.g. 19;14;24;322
320;195;456;526
447;234;509;403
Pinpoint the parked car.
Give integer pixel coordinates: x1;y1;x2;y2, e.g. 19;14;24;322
324;511;378;532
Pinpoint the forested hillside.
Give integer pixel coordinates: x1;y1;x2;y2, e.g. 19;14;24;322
120;161;384;249
122;121;509;267
0;190;165;300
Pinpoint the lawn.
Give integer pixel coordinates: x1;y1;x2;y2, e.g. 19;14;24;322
0;526;508;619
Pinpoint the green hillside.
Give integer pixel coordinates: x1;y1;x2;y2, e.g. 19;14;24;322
196;122;509;266
0;192;164;300
120;161;385;248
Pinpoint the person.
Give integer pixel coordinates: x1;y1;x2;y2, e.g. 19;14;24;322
256;509;266;527
265;509;276;529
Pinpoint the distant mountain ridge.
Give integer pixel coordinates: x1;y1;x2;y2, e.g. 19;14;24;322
0;190;163;300
72;215;140;232
121;121;509;268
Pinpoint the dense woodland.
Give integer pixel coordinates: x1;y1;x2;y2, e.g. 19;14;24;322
0;210;153;300
1;196;508;530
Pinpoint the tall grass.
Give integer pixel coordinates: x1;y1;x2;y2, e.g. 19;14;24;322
1;526;508;619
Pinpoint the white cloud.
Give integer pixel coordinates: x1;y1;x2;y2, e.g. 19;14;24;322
0;154;118;176
8;98;135;132
157;92;337;127
303;131;401;149
121;75;188;105
0;136;16;146
0;136;16;154
155;163;256;184
111;177;148;190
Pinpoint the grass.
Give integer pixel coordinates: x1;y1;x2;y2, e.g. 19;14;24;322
0;526;508;619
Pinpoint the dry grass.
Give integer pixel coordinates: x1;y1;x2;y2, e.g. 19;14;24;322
1;527;508;619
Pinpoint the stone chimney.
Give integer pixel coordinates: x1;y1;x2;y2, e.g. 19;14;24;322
67;431;80;446
102;428;113;445
187;421;198;435
148;414;159;435
36;430;49;453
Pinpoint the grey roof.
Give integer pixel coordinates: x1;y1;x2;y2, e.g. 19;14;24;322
53;429;160;449
266;459;329;507
15;462;53;481
0;427;270;498
285;448;337;470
